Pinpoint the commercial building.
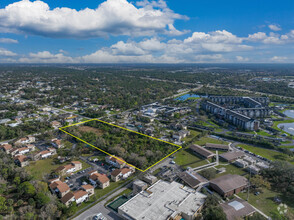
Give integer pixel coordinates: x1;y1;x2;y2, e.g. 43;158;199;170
189;144;216;159
118;180;207;220
220;151;245;162
178;171;208;189
220;197;256;220
210;174;248;198
205;143;230;151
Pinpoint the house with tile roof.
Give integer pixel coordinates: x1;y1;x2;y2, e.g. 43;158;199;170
105;155;126;168
89;172;110;189
74;190;88;205
111;168;132;182
49;181;70;198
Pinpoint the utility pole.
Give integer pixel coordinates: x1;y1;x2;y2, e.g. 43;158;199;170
247;167;251;201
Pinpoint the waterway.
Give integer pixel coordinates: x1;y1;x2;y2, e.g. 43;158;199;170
175;94;203;101
278;110;294;135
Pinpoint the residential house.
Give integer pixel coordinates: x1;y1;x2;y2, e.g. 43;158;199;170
81;184;95;196
173;130;190;141
51;121;61;129
0;144;12;154
14;155;29;167
15;136;35;145
51;139;64;149
56;161;82;176
89;171;110;189
74;190;88;205
49;181;70;198
111;168;132;182
34;148;56;160
60;192;75;207
105;156;126;168
26;144;36;151
15;147;30;155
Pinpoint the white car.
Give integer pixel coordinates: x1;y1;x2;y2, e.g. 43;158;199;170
93;213;107;220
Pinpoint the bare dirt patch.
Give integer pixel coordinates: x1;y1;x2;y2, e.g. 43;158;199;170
78;126;103;136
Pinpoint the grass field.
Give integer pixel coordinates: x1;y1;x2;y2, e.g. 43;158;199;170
25;156;61;179
237;144;294;164
26;156;91;179
174;148;209;168
215;164;247;177
194;136;229;146
256;130;274;137
238;188;294;218
182;130;201;142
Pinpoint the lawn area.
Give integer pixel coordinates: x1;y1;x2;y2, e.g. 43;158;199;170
26;156;92;179
193;136;229;146
25;156;61;179
237;144;294;164
183;130;201;142
238;188;294;218
174;148;209;168
256;130;274;137
215;164;247;177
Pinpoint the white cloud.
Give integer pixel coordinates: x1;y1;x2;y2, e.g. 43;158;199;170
270;56;288;62
0;48;17;56
19;51;76;63
268;24;281;31
0;37;18;43
236;56;249;62
247;30;294;44
0;0;186;38
182;30;252;52
184;30;243;44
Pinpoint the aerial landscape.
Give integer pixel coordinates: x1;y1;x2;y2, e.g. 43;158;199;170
0;0;294;220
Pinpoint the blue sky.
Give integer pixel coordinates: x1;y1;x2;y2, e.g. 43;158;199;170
0;0;293;63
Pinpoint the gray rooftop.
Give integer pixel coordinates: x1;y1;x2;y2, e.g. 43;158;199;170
118;180;206;220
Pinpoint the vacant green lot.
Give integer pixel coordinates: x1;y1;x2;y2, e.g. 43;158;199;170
25;156;61;179
237;144;294;165
26;156;91;179
174;148;209;168
182;130;201;143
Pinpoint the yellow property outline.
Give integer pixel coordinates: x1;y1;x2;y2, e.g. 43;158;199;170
59;119;182;172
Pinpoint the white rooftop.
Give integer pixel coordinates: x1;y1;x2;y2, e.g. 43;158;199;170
228;200;245;211
118;180;206;220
